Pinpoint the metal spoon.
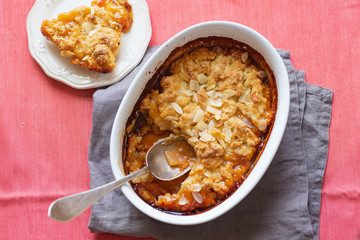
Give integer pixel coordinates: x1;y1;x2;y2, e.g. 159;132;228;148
48;138;191;222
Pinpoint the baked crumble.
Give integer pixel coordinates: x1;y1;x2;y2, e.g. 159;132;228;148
124;37;277;213
40;0;133;73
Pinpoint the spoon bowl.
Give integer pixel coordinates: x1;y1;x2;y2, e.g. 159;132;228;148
48;137;191;222
146;138;191;181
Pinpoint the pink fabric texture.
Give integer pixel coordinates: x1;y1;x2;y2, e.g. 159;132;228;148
0;0;359;239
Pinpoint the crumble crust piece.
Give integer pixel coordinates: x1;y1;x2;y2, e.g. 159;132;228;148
40;0;133;73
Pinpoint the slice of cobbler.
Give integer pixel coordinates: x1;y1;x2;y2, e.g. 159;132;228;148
40;0;133;73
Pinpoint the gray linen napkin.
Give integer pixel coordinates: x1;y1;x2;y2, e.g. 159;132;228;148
88;47;333;240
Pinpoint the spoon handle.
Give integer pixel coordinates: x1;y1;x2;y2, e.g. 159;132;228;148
48;166;149;222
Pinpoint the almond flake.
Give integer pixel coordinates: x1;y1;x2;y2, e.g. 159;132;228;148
241;117;254;128
223;125;232;142
206;105;221;115
217;137;226;149
208;120;215;129
193;109;204;122
197;121;208;131
215;113;221;120
192;129;199;137
206;84;216;91
193;92;198;103
188;137;199;143
192;184;202;192
199;132;215;142
209;98;222;107
171;121;179;127
82;55;91;61
179;196;189;205
190;79;200;91
180;63;185;73
165;116;177;121
82;21;94;34
222;89;236;98
192;192;203;203
88;24;101;36
257;71;267;78
61;51;75;57
172;102;183;115
197;73;208;84
186;129;194;137
258;119;267;131
183;89;192;96
241;51;248;63
247;138;255;146
239;94;246;103
207;90;215;98
204;171;211;177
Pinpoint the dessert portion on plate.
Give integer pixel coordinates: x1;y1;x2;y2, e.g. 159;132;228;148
40;0;133;73
123;37;277;214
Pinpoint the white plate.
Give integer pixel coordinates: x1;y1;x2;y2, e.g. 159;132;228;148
26;0;152;89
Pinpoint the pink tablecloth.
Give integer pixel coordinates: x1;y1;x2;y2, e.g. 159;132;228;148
1;0;359;239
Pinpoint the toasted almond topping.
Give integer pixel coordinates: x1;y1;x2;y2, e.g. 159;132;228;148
223;125;232;143
193;92;198;103
61;51;75;57
199;132;215;142
193;109;204;122
88;24;101;37
179;196;189;205
239;94;246;103
197;121;208;131
241;117;254;128
171;121;178;127
209;98;222;107
217;137;226;149
257;71;267;78
241;51;248;63
206;105;221;115
204;171;211;177
197;73;208;84
208;120;215;129
172;102;183;115
192;192;203;203
190;79;200;91
192;183;202;192
258;119;267;131
82;21;94;34
222;89;237;98
186;129;194;137
183;89;192;96
82;55;91;61
213;91;220;99
180;63;185;73
206;84;216;91
215;113;221;120
188;137;199;143
207;90;215;98
247;138;255;146
192;129;199;137
88;30;96;37
165;116;177;121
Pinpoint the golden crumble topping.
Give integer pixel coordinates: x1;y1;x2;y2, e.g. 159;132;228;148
124;37;277;213
40;0;133;73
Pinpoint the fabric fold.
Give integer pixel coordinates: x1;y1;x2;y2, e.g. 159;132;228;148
87;47;333;240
